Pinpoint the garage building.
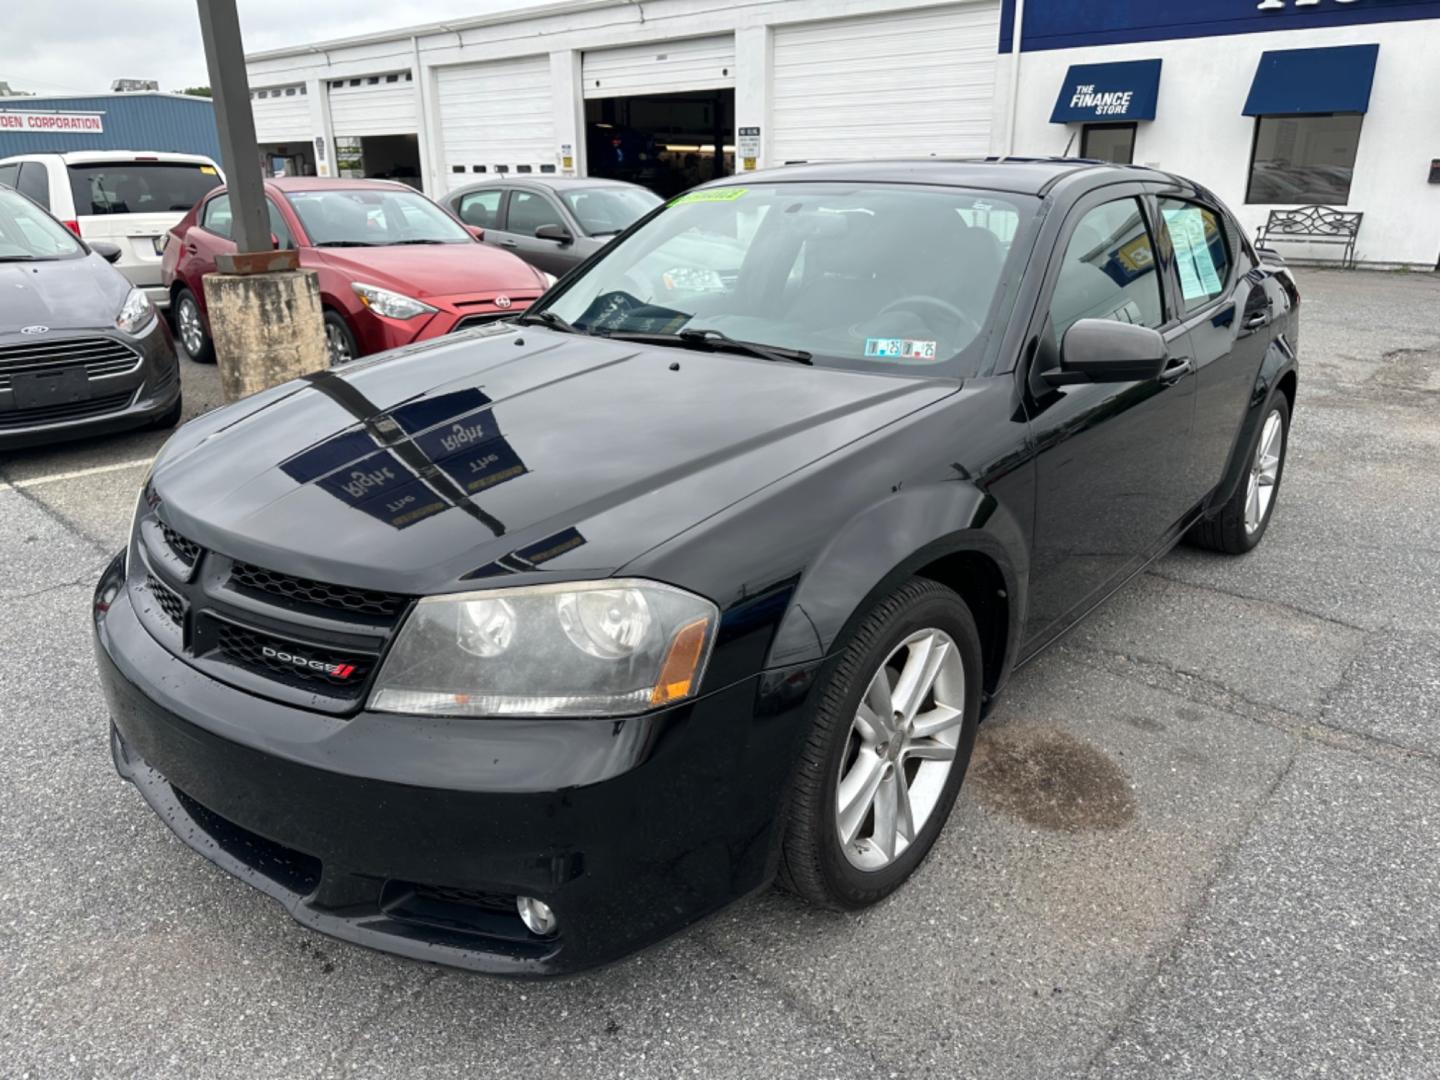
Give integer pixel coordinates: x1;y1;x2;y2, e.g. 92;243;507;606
245;0;1440;268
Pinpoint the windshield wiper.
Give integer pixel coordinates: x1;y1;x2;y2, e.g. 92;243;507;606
315;240;377;247
0;254;38;262
392;238;450;245
606;328;813;366
515;309;582;335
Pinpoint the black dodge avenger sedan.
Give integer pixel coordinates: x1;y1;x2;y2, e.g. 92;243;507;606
94;159;1298;975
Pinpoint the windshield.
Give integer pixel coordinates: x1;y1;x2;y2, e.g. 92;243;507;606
286;188;470;246
538;183;1034;374
66;161;221;215
0;187;84;260
561;186;662;237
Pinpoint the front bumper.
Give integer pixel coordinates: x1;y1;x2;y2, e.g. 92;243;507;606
0;322;180;450
93;554;815;975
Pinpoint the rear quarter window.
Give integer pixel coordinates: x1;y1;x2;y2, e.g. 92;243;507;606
67;161;222;216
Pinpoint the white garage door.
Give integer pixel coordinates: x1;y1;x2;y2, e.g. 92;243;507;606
582;35;735;99
328;71;417;137
435;56;555;187
771;3;1000;164
251;84;311;143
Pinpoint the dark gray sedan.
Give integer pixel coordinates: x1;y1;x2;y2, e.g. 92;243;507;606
445;177;661;277
0;186;180;450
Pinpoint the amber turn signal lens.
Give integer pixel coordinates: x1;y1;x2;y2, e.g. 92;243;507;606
650;617;711;706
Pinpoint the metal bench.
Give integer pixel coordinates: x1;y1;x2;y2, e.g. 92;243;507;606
1255;206;1363;269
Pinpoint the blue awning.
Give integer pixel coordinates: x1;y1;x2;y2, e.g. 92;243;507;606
1050;59;1163;123
1243;44;1379;116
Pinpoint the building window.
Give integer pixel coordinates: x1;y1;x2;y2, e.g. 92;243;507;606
1246;114;1363;205
284;88;296;96
472;165;487;173
386;74;399;83
451;165;465;174
540;164;557;174
1081;123;1136;165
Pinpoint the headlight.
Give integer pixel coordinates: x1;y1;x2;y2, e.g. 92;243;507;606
115;288;157;335
369;579;718;718
351;282;437;320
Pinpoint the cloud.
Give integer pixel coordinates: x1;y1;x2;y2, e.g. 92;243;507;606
2;0;543;96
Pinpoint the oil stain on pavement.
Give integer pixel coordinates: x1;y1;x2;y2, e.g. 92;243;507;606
968;728;1137;832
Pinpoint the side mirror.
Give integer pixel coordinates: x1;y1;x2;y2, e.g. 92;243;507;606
535;223;572;244
91;240;123;264
465;224;485;241
1048;319;1168;386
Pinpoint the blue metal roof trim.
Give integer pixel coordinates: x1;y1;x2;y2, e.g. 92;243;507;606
1050;59;1163;123
0;94;221;159
1243;43;1380;115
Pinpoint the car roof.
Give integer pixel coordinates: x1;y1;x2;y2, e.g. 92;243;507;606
267;177;421;193
448;176;651;193
49;151;218;166
708;158;1181;197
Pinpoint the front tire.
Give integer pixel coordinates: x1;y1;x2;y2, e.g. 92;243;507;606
778;578;982;911
323;311;360;366
1187;394;1290;554
173;288;214;364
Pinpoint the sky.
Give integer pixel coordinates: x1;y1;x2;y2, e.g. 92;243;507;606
0;0;549;97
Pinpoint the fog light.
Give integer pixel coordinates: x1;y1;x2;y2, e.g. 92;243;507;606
516;895;558;936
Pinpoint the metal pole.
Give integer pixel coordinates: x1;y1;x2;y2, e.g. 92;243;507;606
195;0;271;259
1006;0;1025;157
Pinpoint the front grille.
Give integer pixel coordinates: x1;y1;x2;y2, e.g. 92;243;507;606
211;621;374;694
451;313;510;333
229;561;409;619
145;573;185;626
0;390;133;430
0;336;142;390
160;524;201;567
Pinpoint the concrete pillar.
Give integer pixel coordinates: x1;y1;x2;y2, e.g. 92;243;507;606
733;25;770;173
203;271;328;403
550;49;585;177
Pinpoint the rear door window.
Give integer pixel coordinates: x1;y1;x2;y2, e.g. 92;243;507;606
0;163;18;191
1158;198;1232;313
457;189;503;229
67;161;222;216
16;162;49;209
200;194;233;239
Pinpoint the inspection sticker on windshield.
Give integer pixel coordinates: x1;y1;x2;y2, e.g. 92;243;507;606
670;188;747;205
865;338;937;360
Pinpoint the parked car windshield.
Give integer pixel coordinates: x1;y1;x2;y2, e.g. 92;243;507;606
539;183;1034;374
66;161;222;215
286;188;471;246
561;186;662;236
0;187;84;260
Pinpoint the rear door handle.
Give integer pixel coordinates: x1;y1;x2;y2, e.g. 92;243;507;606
499;239;519;248
1160;355;1194;385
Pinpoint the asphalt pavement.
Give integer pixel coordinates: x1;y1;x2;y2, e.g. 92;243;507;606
2;269;1437;1079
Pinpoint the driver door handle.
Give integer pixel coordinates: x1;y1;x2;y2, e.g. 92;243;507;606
1160;355;1194;385
499;239;518;248
1244;311;1270;329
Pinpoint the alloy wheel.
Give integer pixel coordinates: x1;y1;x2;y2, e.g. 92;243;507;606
177;298;204;358
326;322;353;365
1245;408;1284;534
836;628;965;871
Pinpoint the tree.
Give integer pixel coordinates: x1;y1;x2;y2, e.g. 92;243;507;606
180;86;212;97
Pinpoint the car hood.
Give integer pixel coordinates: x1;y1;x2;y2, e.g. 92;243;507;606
0;254;130;332
152;328;955;595
314;243;543;299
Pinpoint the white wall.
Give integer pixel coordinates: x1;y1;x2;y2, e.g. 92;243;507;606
1010;20;1440;268
246;0;1006;195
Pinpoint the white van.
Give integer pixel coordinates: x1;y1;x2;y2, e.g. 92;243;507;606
0;151;223;309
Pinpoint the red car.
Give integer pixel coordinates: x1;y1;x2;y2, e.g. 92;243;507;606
162;178;547;365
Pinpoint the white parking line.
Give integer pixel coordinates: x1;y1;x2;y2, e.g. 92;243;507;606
0;457;153;492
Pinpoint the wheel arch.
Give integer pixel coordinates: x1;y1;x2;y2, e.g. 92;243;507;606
1207;340;1297;516
766;482;1028;704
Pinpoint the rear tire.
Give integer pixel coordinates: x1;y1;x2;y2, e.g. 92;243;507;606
778;578;982;911
173;288;214;364
323;311;360;366
1187;394;1290;555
